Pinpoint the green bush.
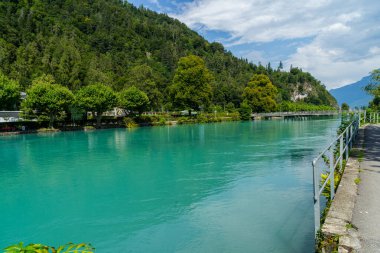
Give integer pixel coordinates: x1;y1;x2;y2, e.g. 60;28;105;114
230;112;241;121
177;117;195;125
83;126;95;131
135;115;167;126
239;101;252;121
123;117;138;128
196;114;208;123
37;128;59;133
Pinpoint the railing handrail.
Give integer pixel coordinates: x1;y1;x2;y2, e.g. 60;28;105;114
312;119;357;163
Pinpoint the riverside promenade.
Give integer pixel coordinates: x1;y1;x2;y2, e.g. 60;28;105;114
352;125;380;252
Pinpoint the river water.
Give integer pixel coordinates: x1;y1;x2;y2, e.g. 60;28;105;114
0;118;340;252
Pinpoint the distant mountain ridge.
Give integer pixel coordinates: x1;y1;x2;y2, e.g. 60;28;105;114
330;75;373;108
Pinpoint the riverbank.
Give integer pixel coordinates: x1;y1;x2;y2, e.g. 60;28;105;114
0;113;241;136
0;113;340;137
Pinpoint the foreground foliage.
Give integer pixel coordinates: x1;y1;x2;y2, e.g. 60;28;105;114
4;242;94;253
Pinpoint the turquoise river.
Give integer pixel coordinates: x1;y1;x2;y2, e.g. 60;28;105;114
0;118;340;252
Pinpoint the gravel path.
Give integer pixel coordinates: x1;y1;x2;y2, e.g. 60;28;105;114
352;125;380;253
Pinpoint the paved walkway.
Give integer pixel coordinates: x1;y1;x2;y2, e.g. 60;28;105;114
352;125;380;252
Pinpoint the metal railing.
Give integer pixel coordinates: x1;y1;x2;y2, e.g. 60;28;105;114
312;115;359;236
361;111;380;124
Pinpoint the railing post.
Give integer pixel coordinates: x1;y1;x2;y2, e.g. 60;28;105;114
313;160;320;236
350;125;353;149
340;135;343;171
330;149;335;200
345;128;349;159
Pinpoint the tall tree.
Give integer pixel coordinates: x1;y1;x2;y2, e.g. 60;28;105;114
341;102;349;111
22;75;74;128
243;74;278;112
125;64;164;110
277;61;283;71
0;72;20;110
75;83;118;127
365;69;380;97
365;69;380;110
169;55;213;115
119;86;149;116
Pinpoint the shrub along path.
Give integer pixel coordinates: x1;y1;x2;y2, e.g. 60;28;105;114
352;124;380;252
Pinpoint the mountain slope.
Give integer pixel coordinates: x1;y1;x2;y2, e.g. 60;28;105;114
0;0;336;110
330;75;373;108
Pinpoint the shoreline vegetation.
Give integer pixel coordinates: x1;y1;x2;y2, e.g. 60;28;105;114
0;112;241;136
0;110;337;136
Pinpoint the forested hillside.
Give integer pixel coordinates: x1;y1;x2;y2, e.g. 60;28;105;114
0;0;337;111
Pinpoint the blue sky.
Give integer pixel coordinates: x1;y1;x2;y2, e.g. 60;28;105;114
128;0;380;89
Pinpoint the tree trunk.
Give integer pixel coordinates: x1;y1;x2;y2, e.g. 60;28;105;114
188;109;192;116
49;114;55;129
96;114;102;128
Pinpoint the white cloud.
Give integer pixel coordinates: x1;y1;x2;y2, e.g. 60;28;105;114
172;0;380;89
286;43;379;89
174;0;354;43
369;46;380;54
